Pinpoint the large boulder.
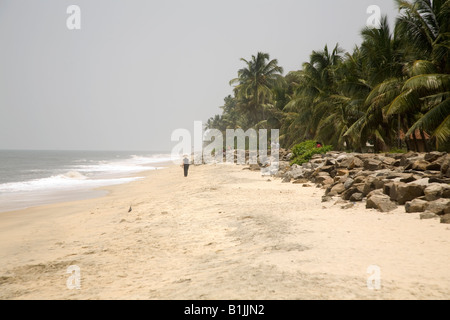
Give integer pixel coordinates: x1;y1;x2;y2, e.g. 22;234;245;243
405;199;428;213
420;212;439;220
382;157;396;166
424;184;449;201
364;159;382;171
410;160;430;171
344;178;354;190
400;152;419;166
390;182;425;205
287;166;305;179
341;183;365;200
424;152;446;163
366;194;398;212
441;155;450;178
426;161;442;171
426;198;450;215
327;183;346;196
349;193;364;202
440;214;450;224
383;182;394;196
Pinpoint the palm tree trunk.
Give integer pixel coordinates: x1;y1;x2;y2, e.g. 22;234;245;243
419;129;429;152
412;132;419;152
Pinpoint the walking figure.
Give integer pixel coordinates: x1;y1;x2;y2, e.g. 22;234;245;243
182;155;190;177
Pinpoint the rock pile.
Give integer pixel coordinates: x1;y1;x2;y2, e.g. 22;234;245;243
278;151;450;224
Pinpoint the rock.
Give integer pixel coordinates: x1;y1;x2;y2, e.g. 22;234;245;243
344;178;354;190
366;189;384;198
426;198;450;215
426;162;442;171
248;164;260;171
321;178;335;186
424;152;445;163
366;194;398;212
302;162;313;169
405;199;428;213
364;159;382;171
336;154;349;162
282;176;291;183
354;176;367;184
383;182;394;196
327;183;345;196
440;214;450;224
341;203;355;209
337;169;349;176
443;188;450;199
382;157;396;165
334;199;348;205
302;184;311;187
292;178;308;184
321;195;332;202
429;177;450;184
424;184;447;201
320;165;335;174
278;161;291;171
288;167;305;179
342;184;366;200
420;212;438;220
340;157;363;169
394;183;425;205
335;174;349;184
349;193;364;202
411;160;430;171
399;152;419;166
440;155;450;178
399;175;416;183
315;173;331;184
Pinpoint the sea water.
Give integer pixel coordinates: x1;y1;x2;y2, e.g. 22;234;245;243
0;150;172;213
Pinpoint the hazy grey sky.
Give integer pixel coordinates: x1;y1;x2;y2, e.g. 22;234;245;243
0;0;398;151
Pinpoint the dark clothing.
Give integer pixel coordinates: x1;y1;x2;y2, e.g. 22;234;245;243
183;164;190;177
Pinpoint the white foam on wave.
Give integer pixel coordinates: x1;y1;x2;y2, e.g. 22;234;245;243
0;153;170;195
0;171;143;193
73;154;172;174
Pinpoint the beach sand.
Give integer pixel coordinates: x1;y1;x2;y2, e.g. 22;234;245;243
0;163;449;300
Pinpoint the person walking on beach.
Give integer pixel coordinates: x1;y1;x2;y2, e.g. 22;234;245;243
182;155;190;177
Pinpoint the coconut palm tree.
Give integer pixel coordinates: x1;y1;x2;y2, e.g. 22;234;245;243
283;44;344;146
230;52;285;126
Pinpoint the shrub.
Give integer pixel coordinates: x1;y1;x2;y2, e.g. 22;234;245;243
388;148;407;154
290;140;332;165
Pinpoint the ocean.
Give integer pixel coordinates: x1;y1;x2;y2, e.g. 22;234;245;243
0;150;173;213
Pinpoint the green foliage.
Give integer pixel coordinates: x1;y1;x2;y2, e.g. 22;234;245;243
207;0;450;152
388;148;407;154
290;140;332;165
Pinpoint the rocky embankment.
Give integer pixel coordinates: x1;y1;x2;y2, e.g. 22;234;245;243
272;150;450;224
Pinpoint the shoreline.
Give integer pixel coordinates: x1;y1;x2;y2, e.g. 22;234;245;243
0;163;449;299
0;160;175;214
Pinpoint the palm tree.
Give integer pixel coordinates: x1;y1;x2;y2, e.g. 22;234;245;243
343;16;405;152
283;44;344;146
387;0;450;147
230;52;284;126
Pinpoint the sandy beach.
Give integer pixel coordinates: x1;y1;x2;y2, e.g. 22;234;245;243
0;163;449;300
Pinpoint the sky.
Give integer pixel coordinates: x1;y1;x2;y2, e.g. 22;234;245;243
0;0;399;151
